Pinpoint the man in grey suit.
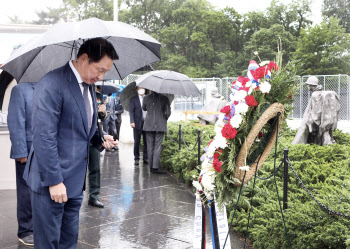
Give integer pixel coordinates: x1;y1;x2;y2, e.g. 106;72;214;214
104;94;117;151
142;91;171;174
7;82;35;246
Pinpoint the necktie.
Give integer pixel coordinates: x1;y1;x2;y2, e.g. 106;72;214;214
82;83;92;133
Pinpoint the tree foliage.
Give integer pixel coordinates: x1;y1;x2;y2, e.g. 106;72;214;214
293;17;350;75
20;0;350;77
322;0;350;33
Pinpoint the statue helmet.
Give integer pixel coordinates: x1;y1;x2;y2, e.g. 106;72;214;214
306;76;319;86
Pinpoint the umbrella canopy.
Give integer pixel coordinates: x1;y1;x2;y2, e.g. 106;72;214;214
115;84;126;94
95;81;120;95
119;82;138;111
136;70;200;96
120;81;174;112
1;18;161;83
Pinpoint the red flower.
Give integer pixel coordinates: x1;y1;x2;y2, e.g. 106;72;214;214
232;81;236;86
221;123;237;140
199;175;203;183
213;159;222;172
267;61;279;71
237;76;250;85
258;132;264;138
245;95;258;107
251;67;268;81
234;101;238;105
214;152;220;160
208;140;213;146
220;106;231;116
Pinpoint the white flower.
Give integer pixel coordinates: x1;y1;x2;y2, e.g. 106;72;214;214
202;131;206;134
259;61;270;66
235;103;249;114
192;175;197;178
192;180;203;191
252;82;258;89
259;81;271;93
232;90;247;102
239;166;250;171
201;173;215;191
230;114;242;128
213;133;228;149
253;51;258;55
216;113;225;127
245;80;252;88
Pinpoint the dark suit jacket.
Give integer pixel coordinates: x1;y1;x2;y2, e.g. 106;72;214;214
129;95;144;130
142;92;171;132
8;83;35;159
114;98;124;123
23;62;101;198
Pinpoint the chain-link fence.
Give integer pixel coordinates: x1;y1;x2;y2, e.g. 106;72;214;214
118;74;350;121
291;75;350;120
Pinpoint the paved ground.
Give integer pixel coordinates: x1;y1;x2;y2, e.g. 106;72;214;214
0;143;246;249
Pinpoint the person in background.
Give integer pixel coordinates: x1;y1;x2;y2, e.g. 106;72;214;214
87;86;108;208
113;95;124;150
142;91;171;174
129;86;148;166
7;82;35;247
104;93;118;151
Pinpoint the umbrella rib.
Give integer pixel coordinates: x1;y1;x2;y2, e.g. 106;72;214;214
70;40;76;60
113;63;122;80
135;39;161;60
17;46;46;82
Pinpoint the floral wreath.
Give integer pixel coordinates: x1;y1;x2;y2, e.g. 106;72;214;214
193;58;280;203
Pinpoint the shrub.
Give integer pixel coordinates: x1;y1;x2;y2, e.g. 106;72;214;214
162;123;350;248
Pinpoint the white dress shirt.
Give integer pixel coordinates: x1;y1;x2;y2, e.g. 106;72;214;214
138;94;147;120
69;61;93;122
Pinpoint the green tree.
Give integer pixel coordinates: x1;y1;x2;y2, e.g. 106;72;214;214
244;24;296;68
293;17;350;75
31;7;67;25
63;0;114;21
322;0;350;33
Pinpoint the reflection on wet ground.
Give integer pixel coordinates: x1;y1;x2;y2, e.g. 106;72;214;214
0;143;245;248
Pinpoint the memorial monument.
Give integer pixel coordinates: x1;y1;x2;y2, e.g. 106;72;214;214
292;76;340;145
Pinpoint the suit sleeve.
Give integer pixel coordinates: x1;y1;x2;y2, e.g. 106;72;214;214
116;102;124;115
7;86;28;159
164;97;171;120
129;98;135;124
32;76;64;186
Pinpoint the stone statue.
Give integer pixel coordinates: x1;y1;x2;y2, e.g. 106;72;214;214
198;88;227;125
292;76;340;145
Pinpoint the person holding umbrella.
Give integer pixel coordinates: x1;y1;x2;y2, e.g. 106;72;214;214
142;90;171;174
129;86;148;165
23;38;119;249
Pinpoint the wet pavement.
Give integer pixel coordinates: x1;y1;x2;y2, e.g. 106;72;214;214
0;143;245;249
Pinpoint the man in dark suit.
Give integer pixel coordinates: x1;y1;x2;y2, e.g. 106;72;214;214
87;86;107;208
114;96;124;142
142;91;171;174
7;82;35;246
23;38;118;249
129;86;148;165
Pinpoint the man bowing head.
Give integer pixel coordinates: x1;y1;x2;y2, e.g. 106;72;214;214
24;38;119;249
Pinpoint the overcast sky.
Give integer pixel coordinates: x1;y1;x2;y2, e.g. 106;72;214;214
0;0;323;24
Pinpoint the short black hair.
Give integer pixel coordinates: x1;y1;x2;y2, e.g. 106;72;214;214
77;38;119;63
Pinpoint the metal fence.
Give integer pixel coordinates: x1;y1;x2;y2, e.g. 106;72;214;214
119;74;350;121
291;75;350;120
